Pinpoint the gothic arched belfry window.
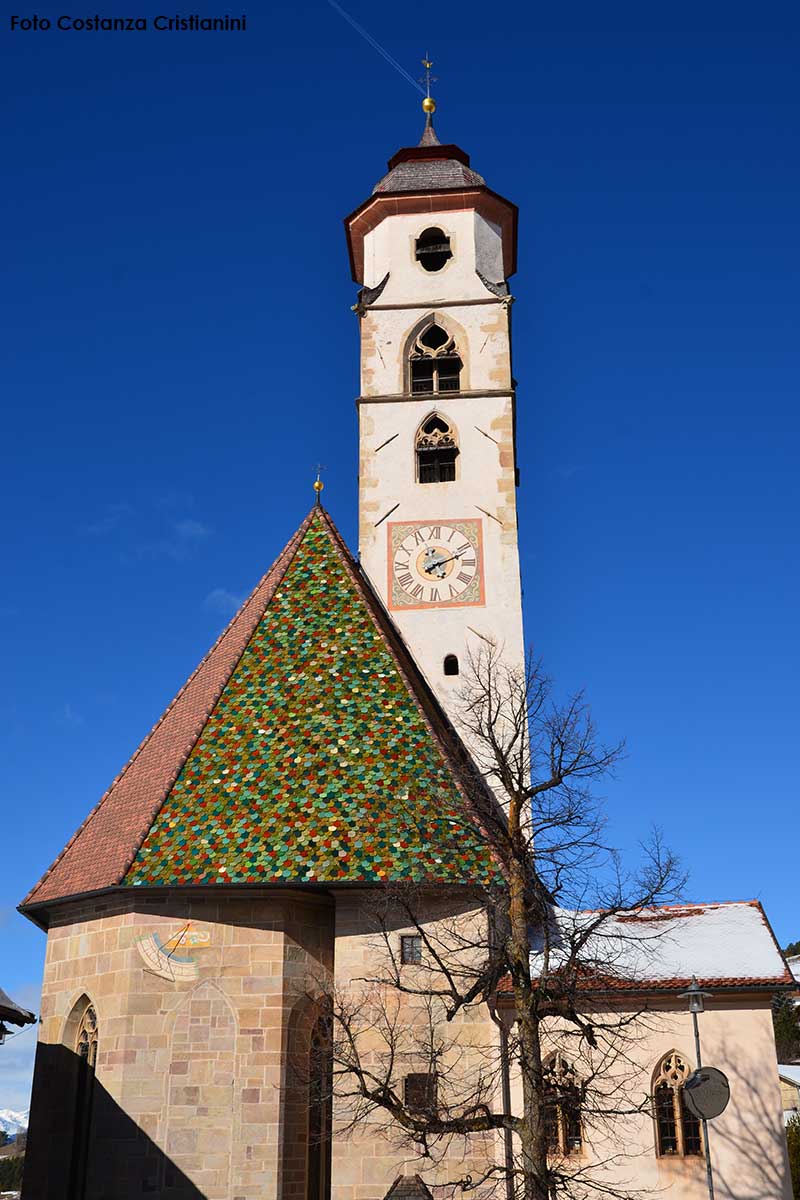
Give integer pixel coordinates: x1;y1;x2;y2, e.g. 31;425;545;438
409;322;462;395
415;413;459;483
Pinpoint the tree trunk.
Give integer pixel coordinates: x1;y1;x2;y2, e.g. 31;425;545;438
506;798;550;1200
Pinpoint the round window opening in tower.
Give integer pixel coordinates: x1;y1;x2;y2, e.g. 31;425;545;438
415;227;452;272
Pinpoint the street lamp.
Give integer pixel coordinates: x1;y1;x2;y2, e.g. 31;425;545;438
678;976;716;1200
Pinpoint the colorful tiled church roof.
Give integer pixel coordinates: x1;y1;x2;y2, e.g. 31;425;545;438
21;507;495;914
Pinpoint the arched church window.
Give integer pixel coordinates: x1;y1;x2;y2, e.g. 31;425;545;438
543;1054;583;1156
66;998;99;1200
415;413;459;484
307;1011;333;1200
652;1051;702;1157
415;226;452;272
443;654;459;676
75;1003;98;1068
410;323;462;396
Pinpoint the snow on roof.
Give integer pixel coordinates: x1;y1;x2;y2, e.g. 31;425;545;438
779;1065;800;1086
528;900;793;991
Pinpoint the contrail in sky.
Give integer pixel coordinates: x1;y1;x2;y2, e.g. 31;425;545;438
325;0;426;96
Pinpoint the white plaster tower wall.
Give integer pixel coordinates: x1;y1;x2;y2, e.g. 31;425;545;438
348;135;526;721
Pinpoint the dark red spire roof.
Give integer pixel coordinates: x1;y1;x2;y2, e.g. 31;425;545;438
373;114;486;194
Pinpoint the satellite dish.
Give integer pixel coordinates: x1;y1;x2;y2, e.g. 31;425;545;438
683;1067;730;1120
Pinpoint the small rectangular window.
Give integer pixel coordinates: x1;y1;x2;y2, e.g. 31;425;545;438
404;1072;437;1113
400;935;422;964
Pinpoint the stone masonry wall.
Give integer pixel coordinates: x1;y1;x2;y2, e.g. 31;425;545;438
23;889;334;1200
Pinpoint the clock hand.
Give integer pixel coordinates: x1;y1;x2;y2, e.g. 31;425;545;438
422;551;462;573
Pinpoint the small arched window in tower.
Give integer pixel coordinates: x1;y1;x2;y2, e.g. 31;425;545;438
415;413;459;484
415;226;452;272
653;1051;702;1157
443;654;459;676
543;1054;583;1156
410;323;462;396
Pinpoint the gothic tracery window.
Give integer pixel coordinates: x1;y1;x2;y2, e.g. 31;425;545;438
75;1003;98;1068
410;323;462;396
653;1051;702;1157
415;413;459;484
543;1054;583;1156
66;997;99;1200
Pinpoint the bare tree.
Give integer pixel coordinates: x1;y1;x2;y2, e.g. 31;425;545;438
325;647;685;1200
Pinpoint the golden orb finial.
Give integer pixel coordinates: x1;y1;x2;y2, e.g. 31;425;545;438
313;467;324;505
422;96;436;114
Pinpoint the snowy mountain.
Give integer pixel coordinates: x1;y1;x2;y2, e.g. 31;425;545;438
0;1110;28;1139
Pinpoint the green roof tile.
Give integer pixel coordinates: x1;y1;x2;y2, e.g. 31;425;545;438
123;511;492;887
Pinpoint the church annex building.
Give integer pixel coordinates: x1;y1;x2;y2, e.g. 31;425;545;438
18;105;794;1200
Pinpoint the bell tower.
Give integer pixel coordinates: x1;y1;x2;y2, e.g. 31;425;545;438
345;96;525;720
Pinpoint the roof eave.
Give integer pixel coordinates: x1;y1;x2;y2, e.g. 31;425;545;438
344;185;518;283
19;876;492;933
495;978;796;1004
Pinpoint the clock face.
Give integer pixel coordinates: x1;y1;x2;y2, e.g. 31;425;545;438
388;519;484;610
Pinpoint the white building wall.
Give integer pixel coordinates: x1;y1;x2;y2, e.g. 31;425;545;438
356;206;524;720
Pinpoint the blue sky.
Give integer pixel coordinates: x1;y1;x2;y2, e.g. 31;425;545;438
2;1;799;1109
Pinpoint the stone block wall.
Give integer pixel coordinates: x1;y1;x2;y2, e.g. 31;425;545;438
23;888;334;1200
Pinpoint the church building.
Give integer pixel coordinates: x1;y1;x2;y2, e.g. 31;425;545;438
19;101;794;1200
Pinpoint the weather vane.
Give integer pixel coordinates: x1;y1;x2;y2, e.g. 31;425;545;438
420;54;437;114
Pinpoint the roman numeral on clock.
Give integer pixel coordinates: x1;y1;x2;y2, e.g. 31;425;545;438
397;572;413;589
